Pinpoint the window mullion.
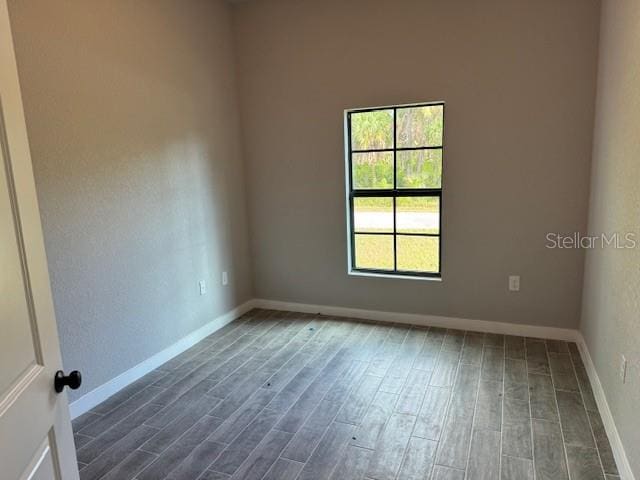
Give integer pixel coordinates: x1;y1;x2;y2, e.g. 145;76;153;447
348;112;356;271
352;189;441;197
393;108;397;272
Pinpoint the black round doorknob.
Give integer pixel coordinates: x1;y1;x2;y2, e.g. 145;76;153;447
54;370;82;393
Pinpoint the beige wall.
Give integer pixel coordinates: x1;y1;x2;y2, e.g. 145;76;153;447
581;0;640;475
234;0;600;328
8;0;252;399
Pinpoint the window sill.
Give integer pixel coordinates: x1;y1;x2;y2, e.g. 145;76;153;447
348;270;442;282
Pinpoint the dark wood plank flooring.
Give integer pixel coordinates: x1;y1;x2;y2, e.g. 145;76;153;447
72;309;620;480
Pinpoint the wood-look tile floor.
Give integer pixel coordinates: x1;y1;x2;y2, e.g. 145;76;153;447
72;309;620;480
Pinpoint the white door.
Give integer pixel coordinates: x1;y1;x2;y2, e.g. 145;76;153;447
0;0;79;478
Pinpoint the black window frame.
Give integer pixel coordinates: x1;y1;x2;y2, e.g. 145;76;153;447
346;101;445;279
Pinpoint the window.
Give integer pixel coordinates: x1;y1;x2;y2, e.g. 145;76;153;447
345;102;444;278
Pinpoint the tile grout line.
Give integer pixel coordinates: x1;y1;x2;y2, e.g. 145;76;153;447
545;341;574;480
459;335;486;479
567;342;609;479
391;325;430;480
428;328;463;478
525;339;539;480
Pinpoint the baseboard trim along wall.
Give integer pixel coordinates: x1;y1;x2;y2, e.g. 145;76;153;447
68;297;634;479
68;299;257;419
576;333;635;480
253;298;579;341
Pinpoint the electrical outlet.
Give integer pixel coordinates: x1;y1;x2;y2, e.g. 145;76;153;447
619;355;627;383
199;280;206;295
222;271;228;286
508;275;520;292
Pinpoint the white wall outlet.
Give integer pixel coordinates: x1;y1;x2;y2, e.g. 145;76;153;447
619;355;627;383
508;275;520;292
222;271;228;286
199;280;206;295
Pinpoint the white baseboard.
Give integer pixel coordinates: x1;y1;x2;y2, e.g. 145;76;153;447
253;298;579;341
69;299;256;419
576;333;635;480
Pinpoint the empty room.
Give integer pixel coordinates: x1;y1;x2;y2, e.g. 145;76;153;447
1;0;638;479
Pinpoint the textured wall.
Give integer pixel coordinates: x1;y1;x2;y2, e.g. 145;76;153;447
234;0;600;328
581;0;640;475
8;0;252;400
